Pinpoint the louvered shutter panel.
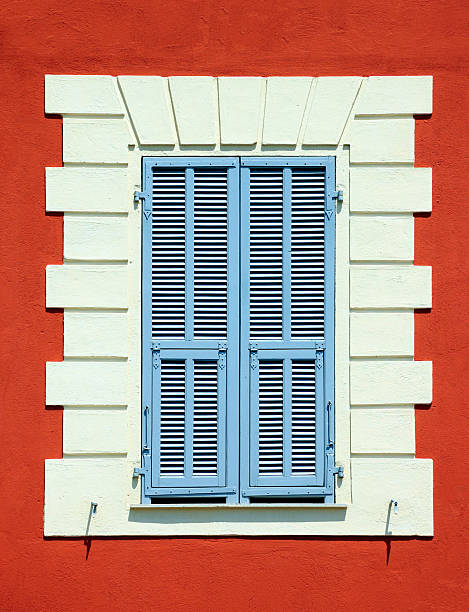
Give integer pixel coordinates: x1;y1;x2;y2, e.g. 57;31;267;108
240;158;335;499
141;158;239;501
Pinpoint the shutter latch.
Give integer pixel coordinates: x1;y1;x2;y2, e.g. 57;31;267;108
332;466;345;478
133;467;145;478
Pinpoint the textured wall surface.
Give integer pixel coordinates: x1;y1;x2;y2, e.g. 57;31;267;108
0;0;468;609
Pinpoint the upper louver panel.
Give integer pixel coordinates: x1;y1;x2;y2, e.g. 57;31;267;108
151;164;231;341
247;166;326;341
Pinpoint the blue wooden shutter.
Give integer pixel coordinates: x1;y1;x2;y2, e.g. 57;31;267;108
239;158;335;501
141;158;239;503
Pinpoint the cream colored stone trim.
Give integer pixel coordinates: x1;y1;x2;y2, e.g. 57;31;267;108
350;216;414;262
64;311;128;358
304;77;361;145
46;361;127;406
46;265;128;308
46;167;129;213
350;167;432;213
262;77;312;144
118;76;177;145
63;408;127;455
64;215;128;261
351;408;415;455
355;76;433;115
350;312;414;357
218;77;263;145
44;75;433;536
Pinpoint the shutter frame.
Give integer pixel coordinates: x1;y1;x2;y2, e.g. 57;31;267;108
141;157;240;503
140;155;336;504
239;157;336;501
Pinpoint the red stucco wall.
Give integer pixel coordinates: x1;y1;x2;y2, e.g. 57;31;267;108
1;1;468;610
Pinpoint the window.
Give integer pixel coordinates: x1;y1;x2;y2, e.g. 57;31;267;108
45;74;434;536
140;156;336;504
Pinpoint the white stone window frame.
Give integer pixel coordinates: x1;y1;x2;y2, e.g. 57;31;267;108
44;75;433;537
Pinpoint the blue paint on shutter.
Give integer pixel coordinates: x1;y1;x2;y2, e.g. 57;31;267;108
239;157;336;501
140;157;239;503
140;155;336;504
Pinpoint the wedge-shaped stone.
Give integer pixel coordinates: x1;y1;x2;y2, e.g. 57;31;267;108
63;118;131;163
350;312;413;357
351;408;415;454
45;75;123;115
303;77;362;145
350;458;433;535
63;409;127;454
351;266;431;309
44;458;128;536
118;76;176;145
351;361;432;405
263;77;312;145
219;77;263;145
64;311;128;358
348;118;414;163
350;215;413;261
356;76;432;115
46;361;127;406
46;265;127;308
64;215;128;261
46;167;129;213
169;77;217;145
350;167;432;213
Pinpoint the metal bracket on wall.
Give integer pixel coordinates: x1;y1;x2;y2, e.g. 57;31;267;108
134;190;145;203
332;190;344;202
332;466;344;478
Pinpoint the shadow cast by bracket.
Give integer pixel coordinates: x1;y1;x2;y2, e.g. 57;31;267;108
127;506;347;526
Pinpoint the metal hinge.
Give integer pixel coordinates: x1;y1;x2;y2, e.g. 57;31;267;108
134;190;145;203
133;467;145;478
134;190;152;219
332;190;344;202
249;343;258;370
218;341;227;370
152;345;160;369
332;466;345;478
325;190;342;219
